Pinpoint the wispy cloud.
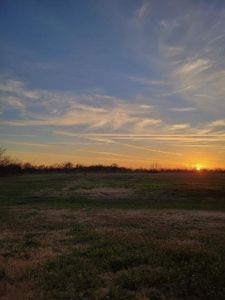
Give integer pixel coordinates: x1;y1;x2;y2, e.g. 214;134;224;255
170;107;196;112
157;5;225;112
129;76;164;87
1;140;48;147
0;78;160;130
53;130;183;157
0;95;25;112
169;124;190;130
175;59;211;76
209;119;225;127
84;135;183;157
0;79;41;99
134;118;162;132
134;0;150;21
0;104;136;128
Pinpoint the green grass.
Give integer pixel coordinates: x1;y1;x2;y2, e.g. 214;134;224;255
0;172;225;299
0;172;225;210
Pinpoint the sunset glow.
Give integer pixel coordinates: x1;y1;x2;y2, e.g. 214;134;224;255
196;165;202;172
1;1;225;169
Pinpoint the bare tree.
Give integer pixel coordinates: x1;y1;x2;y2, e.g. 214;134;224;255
0;148;11;166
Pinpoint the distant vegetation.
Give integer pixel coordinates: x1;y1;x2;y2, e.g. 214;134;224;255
0;147;224;176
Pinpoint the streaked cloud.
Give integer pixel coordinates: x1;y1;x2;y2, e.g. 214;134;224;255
157;4;225;112
129;76;164;87
209;119;225;127
169;124;190;131
170;107;196;112
0;95;25;111
0;78;159;130
176;59;211;76
134;0;150;21
1;140;48;147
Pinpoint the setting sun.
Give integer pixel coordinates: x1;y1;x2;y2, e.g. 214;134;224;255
196;164;202;171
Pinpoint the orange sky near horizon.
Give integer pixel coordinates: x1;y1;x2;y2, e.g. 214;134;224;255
7;140;225;170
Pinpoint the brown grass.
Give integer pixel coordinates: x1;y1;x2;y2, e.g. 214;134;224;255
78;187;133;199
1;207;225;299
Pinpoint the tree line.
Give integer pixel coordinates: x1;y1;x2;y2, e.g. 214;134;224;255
0;148;224;176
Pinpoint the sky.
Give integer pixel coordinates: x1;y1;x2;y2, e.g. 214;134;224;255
0;0;225;169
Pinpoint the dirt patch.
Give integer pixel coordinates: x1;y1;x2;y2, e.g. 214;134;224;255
0;279;38;300
78;187;133;200
24;189;68;199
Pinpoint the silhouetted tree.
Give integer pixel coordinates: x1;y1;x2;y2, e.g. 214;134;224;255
0;148;10;166
0;147;22;176
61;161;74;173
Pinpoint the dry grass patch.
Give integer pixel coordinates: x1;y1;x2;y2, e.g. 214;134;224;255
78;187;133;200
0;279;38;300
1;206;225;300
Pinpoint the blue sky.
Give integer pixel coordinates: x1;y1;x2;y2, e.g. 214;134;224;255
0;0;225;168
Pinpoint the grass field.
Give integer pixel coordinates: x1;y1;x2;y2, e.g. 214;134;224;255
0;172;225;299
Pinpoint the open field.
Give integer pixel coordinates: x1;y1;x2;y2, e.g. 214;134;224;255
0;172;225;299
